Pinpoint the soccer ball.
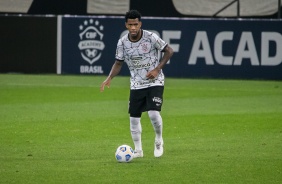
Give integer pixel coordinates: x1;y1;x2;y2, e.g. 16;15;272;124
115;145;134;163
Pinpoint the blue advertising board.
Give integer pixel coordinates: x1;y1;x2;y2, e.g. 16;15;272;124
58;16;282;80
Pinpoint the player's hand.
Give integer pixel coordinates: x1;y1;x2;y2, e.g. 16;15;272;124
146;69;159;79
100;78;111;92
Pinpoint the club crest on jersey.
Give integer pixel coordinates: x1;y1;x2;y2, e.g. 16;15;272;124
78;19;105;64
139;42;151;53
141;43;149;52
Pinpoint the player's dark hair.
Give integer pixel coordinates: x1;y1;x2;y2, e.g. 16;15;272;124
125;10;141;22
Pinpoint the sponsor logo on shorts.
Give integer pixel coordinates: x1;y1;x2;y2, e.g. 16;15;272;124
152;97;162;104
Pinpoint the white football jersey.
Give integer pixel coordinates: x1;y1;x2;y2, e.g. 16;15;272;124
115;30;168;90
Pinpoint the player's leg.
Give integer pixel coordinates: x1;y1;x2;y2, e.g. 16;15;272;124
148;110;164;157
147;86;164;157
130;115;143;157
129;89;146;158
148;110;163;141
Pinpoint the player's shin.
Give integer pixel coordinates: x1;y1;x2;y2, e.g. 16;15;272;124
148;110;163;140
130;117;142;151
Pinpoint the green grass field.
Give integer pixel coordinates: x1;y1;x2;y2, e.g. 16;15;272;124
0;74;281;184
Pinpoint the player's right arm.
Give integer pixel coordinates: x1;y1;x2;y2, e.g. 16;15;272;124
100;60;123;92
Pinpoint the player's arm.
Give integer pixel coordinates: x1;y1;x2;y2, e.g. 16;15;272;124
100;60;123;92
156;45;174;71
146;45;174;79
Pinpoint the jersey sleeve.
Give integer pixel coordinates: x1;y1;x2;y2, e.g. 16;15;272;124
151;33;168;52
115;39;124;61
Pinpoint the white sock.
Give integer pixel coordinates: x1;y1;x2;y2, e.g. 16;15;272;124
130;117;142;151
148;111;163;140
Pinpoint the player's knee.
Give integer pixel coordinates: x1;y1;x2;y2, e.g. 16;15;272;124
148;110;161;125
130;117;141;134
148;110;159;121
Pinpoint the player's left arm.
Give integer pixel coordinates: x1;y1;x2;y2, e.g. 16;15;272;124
146;45;174;79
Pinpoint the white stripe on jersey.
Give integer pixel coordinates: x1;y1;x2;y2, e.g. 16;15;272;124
115;30;167;90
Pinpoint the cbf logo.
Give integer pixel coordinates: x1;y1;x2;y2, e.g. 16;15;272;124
78;19;105;65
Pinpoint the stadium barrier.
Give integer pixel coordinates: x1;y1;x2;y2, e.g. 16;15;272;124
0;15;281;80
58;16;282;80
0;15;57;73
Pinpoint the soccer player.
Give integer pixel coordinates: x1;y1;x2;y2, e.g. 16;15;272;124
100;10;173;158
